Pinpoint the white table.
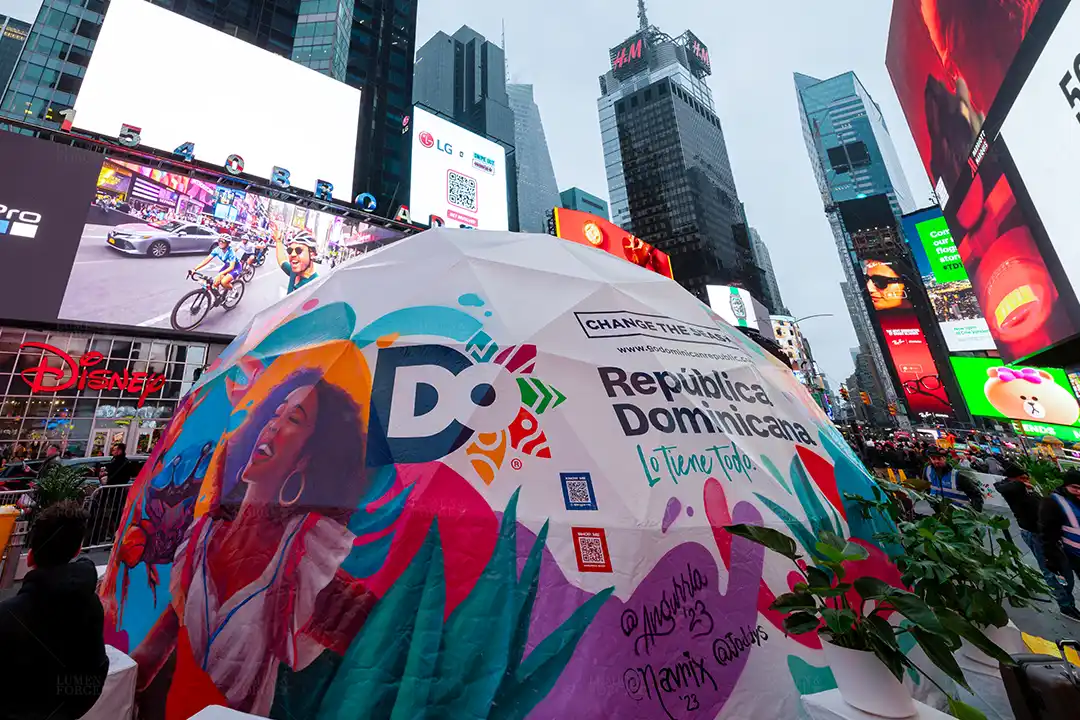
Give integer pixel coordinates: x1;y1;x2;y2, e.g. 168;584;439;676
83;645;137;720
803;689;954;719
189;706;269;718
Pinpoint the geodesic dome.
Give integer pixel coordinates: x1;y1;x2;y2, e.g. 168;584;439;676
101;229;896;720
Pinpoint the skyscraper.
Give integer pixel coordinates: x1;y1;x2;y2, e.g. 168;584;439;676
0;0;415;207
0;15;31;99
749;227;786;314
507;83;558;234
413;25;516;227
560;187;609;220
796;70;915;422
598;8;760;302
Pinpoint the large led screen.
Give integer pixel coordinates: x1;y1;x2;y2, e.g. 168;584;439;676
56;157;405;336
885;0;1043;200
998;1;1080;334
552;207;673;279
860;256;954;419
74;0;361;195
950;355;1080;440
944;147;1080;362
901;208;994;351
409;106;509;231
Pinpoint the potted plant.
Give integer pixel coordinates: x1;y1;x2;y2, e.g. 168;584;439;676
24;464;90;523
849;485;1049;665
725;523;1009;719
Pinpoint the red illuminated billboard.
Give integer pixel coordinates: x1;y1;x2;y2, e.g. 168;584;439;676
862;257;954;419
885;0;1043;200
552;208;674;279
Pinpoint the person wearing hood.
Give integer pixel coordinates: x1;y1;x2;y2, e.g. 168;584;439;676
0;501;108;719
997;462;1079;620
923;447;983;510
1040;470;1080;593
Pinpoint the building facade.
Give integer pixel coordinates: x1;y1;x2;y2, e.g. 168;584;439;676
507;83;559;234
0;14;31;98
559;187;608;219
0;0;415;208
599;17;761;302
413;25;516;227
796;70;915;423
750;227;786;314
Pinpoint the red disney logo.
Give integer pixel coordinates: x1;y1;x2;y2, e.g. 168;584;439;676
19;342;167;408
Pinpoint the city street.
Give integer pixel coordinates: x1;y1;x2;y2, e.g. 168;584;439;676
59;224;299;335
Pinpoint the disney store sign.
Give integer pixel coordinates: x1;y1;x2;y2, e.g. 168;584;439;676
19;342;167;408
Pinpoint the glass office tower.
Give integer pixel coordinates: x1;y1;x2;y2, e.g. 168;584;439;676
508;83;558;234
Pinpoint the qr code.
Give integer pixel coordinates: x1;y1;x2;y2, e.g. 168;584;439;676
566;480;592;505
447;170;477;211
578;537;606;565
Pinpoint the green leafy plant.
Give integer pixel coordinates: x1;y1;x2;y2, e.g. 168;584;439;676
726;523;1009;720
849;486;1050;631
1017;456;1062;497
29;464;89;518
318;489;612;720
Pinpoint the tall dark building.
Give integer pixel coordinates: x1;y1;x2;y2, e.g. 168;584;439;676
0;0;415;209
413;25;516;229
0;15;31;99
598;9;760;302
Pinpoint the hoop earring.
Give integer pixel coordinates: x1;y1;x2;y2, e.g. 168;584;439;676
279;470;306;507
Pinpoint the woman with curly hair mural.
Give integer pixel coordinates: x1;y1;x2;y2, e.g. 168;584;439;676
131;368;373;718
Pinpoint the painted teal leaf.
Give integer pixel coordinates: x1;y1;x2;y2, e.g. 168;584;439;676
390;522;447;720
250;302;357;358
790;455;835;537
490;586;615;720
431;489;521;715
341;531;395;578
754;493;817;556
759;454;792;494
319;522;439;719
348;483;413;536
507;521;549;675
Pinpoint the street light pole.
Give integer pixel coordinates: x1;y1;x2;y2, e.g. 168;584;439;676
792;313;835;324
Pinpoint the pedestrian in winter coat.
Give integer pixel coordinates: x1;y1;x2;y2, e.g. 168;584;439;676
0;501;108;719
997;463;1079;620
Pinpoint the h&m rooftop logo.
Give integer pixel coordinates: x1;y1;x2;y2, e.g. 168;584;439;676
0;204;42;238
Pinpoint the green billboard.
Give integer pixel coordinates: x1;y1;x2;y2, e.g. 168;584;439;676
949;356;1080;437
914;215;969;284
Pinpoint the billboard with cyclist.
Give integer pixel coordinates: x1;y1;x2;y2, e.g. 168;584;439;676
55;156;407;336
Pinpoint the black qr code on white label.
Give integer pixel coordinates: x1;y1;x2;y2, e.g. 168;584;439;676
565;480;592;504
448;170;478;211
578;537;605;564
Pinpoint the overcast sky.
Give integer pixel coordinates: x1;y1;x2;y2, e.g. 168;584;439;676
1;0;41;23
417;0;935;386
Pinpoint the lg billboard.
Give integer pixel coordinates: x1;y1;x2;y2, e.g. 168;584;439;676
409;107;509;231
74;0;362;195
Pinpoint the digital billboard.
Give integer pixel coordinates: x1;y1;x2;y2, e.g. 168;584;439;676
885;0;1044;200
901;207;994;351
409;106;509;231
997;0;1080;345
943;146;1080;363
551;208;673;279
705;285;774;339
74;0;361;195
860;256;954;419
949;356;1080;439
609;32;649;81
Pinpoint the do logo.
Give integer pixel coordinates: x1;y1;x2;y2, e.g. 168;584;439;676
368;344;520;466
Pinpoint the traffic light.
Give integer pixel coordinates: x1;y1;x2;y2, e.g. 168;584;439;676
860;392;871;405
888;403;898;416
839;386;849;401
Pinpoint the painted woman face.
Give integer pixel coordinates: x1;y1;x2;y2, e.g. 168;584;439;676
242;386;320;490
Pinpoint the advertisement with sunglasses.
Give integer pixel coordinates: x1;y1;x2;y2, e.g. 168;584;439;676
56;156;407;337
862;257;955;419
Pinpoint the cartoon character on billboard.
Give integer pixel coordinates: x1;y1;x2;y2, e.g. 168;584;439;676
985;367;1080;426
276;231;320;294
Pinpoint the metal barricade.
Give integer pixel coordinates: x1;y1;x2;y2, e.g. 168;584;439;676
82;483;133;551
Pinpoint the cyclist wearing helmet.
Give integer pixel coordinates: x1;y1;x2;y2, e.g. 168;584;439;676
191;236;242;291
276;231;319;293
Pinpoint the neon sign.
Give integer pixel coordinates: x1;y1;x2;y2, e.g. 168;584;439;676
18;342;167;408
